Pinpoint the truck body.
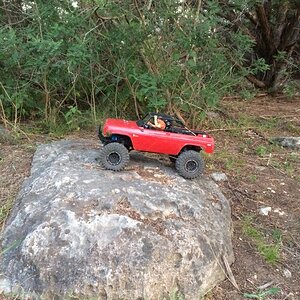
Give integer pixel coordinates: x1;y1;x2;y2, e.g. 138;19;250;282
99;117;214;156
98;113;215;179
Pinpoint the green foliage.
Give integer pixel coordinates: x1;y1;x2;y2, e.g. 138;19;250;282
0;240;22;256
243;287;281;299
239;89;256;101
0;0;278;126
219;0;300;90
242;216;282;264
283;81;300;98
250;59;270;76
163;290;185;300
255;145;268;157
63;106;82;128
0;197;14;228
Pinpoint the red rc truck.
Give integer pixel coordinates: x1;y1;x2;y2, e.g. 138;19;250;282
98;113;214;179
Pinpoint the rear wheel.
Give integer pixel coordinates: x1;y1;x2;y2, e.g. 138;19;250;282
175;150;204;179
99;142;129;171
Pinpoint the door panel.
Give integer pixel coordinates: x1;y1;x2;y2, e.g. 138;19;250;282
132;128;181;155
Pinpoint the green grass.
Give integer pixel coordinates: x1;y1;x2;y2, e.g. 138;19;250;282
163;291;185;300
242;216;282;264
248;175;257;183
257;117;281;131
283;153;299;176
207;148;245;173
243;287;280;299
0;239;22;256
255;145;268;157
21;109;102;138
284;122;300;134
268;152;299;177
0;197;14;227
254;143;282;157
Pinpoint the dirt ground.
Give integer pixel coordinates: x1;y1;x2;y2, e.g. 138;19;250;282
207;96;300;300
0;96;299;300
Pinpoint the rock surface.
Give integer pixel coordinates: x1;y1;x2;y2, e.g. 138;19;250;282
0;140;234;300
271;137;300;150
211;172;228;182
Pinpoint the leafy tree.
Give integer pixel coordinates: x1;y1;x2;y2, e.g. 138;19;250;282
1;0;249;124
85;0;249;120
215;0;300;91
2;0;297;127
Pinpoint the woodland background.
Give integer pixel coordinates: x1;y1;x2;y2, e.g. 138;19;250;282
0;0;299;131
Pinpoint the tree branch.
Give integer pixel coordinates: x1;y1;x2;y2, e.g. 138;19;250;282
245;11;258;27
255;5;273;55
273;3;289;49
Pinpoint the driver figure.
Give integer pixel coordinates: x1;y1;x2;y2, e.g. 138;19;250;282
147;115;166;131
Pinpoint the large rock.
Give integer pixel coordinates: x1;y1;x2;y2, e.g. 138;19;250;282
271;137;300;150
0;140;234;300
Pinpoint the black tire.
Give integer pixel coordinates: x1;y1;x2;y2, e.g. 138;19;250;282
175;150;204;179
99;142;129;171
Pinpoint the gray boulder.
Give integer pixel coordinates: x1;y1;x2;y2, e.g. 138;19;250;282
0;140;234;300
271;137;300;150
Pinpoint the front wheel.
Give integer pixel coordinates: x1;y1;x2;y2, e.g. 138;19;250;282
175;150;204;179
99;142;129;171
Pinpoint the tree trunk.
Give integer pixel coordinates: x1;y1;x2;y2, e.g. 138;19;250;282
218;0;300;91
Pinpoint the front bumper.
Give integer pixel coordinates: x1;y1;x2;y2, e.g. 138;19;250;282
98;125;110;144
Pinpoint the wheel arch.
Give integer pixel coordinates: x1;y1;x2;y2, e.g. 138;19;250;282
178;145;202;155
108;134;133;150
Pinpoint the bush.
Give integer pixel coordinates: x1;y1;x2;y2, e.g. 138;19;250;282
0;0;255;126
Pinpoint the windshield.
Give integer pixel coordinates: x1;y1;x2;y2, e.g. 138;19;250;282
136;114;151;127
136;113;186;128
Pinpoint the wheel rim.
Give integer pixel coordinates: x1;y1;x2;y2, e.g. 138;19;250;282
185;160;198;172
107;152;121;165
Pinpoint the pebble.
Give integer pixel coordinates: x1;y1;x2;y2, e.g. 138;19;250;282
283;269;292;278
255;166;266;171
258;207;272;216
267;187;276;194
274;208;285;216
211;172;228;182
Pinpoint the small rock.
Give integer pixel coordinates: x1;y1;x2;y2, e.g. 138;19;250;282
274;208;285;216
206;111;220;119
112;189;120;194
283;269;292;278
211;172;228;182
271;137;300;150
153;173;164;178
267;187;276;194
255;166;266;171
259;207;272;216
